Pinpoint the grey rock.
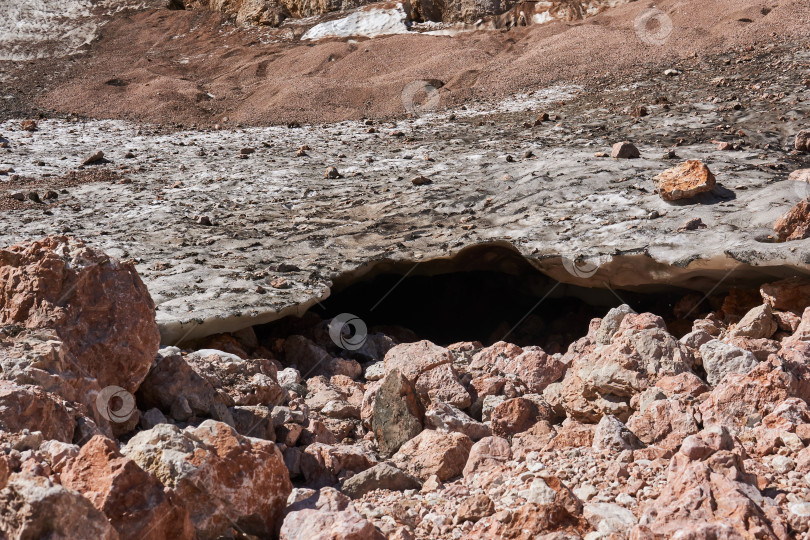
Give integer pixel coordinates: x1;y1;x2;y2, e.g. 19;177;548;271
340;463;421;498
592;415;644;452
699;340;759;386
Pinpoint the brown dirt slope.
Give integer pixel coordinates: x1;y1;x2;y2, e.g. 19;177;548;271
7;0;810;125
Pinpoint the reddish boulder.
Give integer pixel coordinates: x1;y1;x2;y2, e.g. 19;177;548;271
0;236;159;393
384;340;454;382
123;420;292;539
392;429;473;481
627;396;700;451
774;199;810;242
654;160;716;201
559;314;694;422
761;278;810;315
0;474;119;539
414;363;471;408
280;487;383;540
655;372;709;397
61;435;193;540
463;436;512;479
633;427;789;539
0;380;74;442
491;397;541;438
699;359;799;434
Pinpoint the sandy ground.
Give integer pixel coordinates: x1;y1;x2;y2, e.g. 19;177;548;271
0;0;808;125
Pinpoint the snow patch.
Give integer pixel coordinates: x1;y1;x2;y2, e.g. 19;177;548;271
302;3;409;41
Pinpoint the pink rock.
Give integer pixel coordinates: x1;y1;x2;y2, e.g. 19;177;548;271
414;363;471;409
761;278;810;315
0;474;119;539
0;381;74;442
469;341;523;372
544;419;596;450
491;397;542;438
627;396;700;451
123;420;291;538
498;347;566;394
463;436;512;478
280;487;384;540
634;427;788;539
384;340;454;383
699;359;800;434
0;236;159;394
61;435;194;540
655;372;709;397
559;316;694;422
393;429;473;481
301;443;376;488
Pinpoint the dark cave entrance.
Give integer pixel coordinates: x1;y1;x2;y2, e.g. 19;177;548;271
254;245;731;353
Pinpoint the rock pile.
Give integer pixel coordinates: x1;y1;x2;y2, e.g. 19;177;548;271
2;236;810;539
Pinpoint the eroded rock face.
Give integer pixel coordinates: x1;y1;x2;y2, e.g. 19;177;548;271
61;435;194;540
122;420;292;539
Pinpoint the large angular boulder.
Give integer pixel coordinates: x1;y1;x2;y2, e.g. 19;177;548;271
425;401;491;441
0;474;119;539
699;340;759;386
0;380;74;443
633;427;789;538
0;236;159;394
61;435;194;540
371;370;424;457
122;420;291;539
654;160;716;201
340;463;421;499
559;312;694;422
699;359;800;434
591;415;644;453
392;429;473;481
627;396;700;451
300;443;376;488
280;487;384;540
760;278;810;315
